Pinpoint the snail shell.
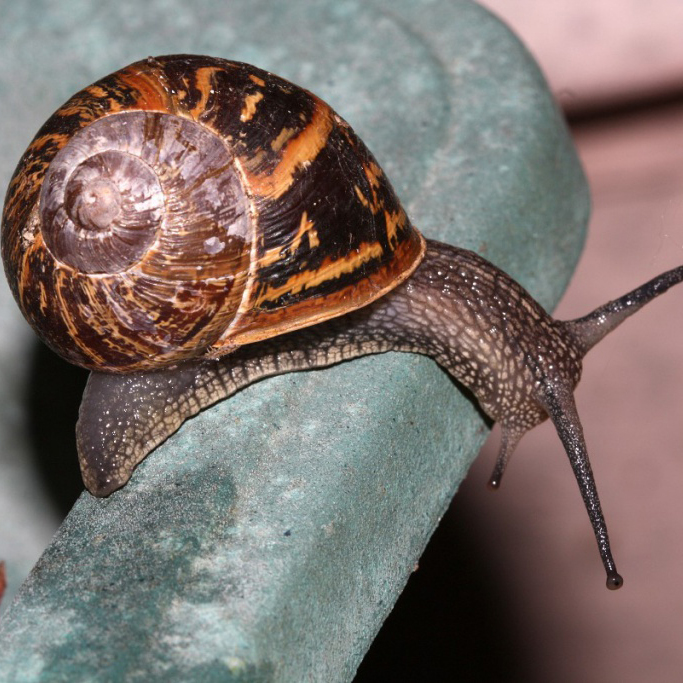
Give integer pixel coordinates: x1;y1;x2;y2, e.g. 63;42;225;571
2;55;424;371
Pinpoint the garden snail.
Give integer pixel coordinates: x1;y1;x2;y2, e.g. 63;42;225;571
3;54;683;591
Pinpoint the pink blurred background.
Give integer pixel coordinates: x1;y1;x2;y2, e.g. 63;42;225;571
358;2;683;681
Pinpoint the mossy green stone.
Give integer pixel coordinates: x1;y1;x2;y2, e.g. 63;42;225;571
0;0;588;681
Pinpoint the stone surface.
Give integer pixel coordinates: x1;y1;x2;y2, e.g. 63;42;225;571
0;1;588;681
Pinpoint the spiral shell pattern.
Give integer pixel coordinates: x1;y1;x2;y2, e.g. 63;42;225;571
40;117;165;275
1;55;424;371
40;111;251;276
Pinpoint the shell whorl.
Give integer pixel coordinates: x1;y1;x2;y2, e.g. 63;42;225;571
18;105;254;371
39;111;249;275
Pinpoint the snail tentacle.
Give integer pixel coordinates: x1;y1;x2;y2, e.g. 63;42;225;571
538;379;623;589
487;426;524;490
565;264;683;354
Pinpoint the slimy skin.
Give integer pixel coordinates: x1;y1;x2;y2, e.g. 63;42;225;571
78;239;683;589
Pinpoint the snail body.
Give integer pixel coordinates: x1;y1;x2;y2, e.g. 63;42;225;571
4;55;683;589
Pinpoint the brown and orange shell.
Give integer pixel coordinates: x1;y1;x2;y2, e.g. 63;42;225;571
1;55;425;372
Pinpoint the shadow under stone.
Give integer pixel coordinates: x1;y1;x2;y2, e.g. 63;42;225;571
354;505;531;683
26;341;89;514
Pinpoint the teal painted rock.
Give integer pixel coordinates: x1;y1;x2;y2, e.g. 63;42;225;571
0;0;589;681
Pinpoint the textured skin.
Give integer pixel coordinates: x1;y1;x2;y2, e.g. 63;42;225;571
79;241;579;493
76;238;683;587
1;55;424;371
78;241;568;486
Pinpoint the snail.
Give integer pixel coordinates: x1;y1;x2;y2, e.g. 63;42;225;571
2;55;682;591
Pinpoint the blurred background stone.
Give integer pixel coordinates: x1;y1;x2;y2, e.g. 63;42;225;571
482;0;683;116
